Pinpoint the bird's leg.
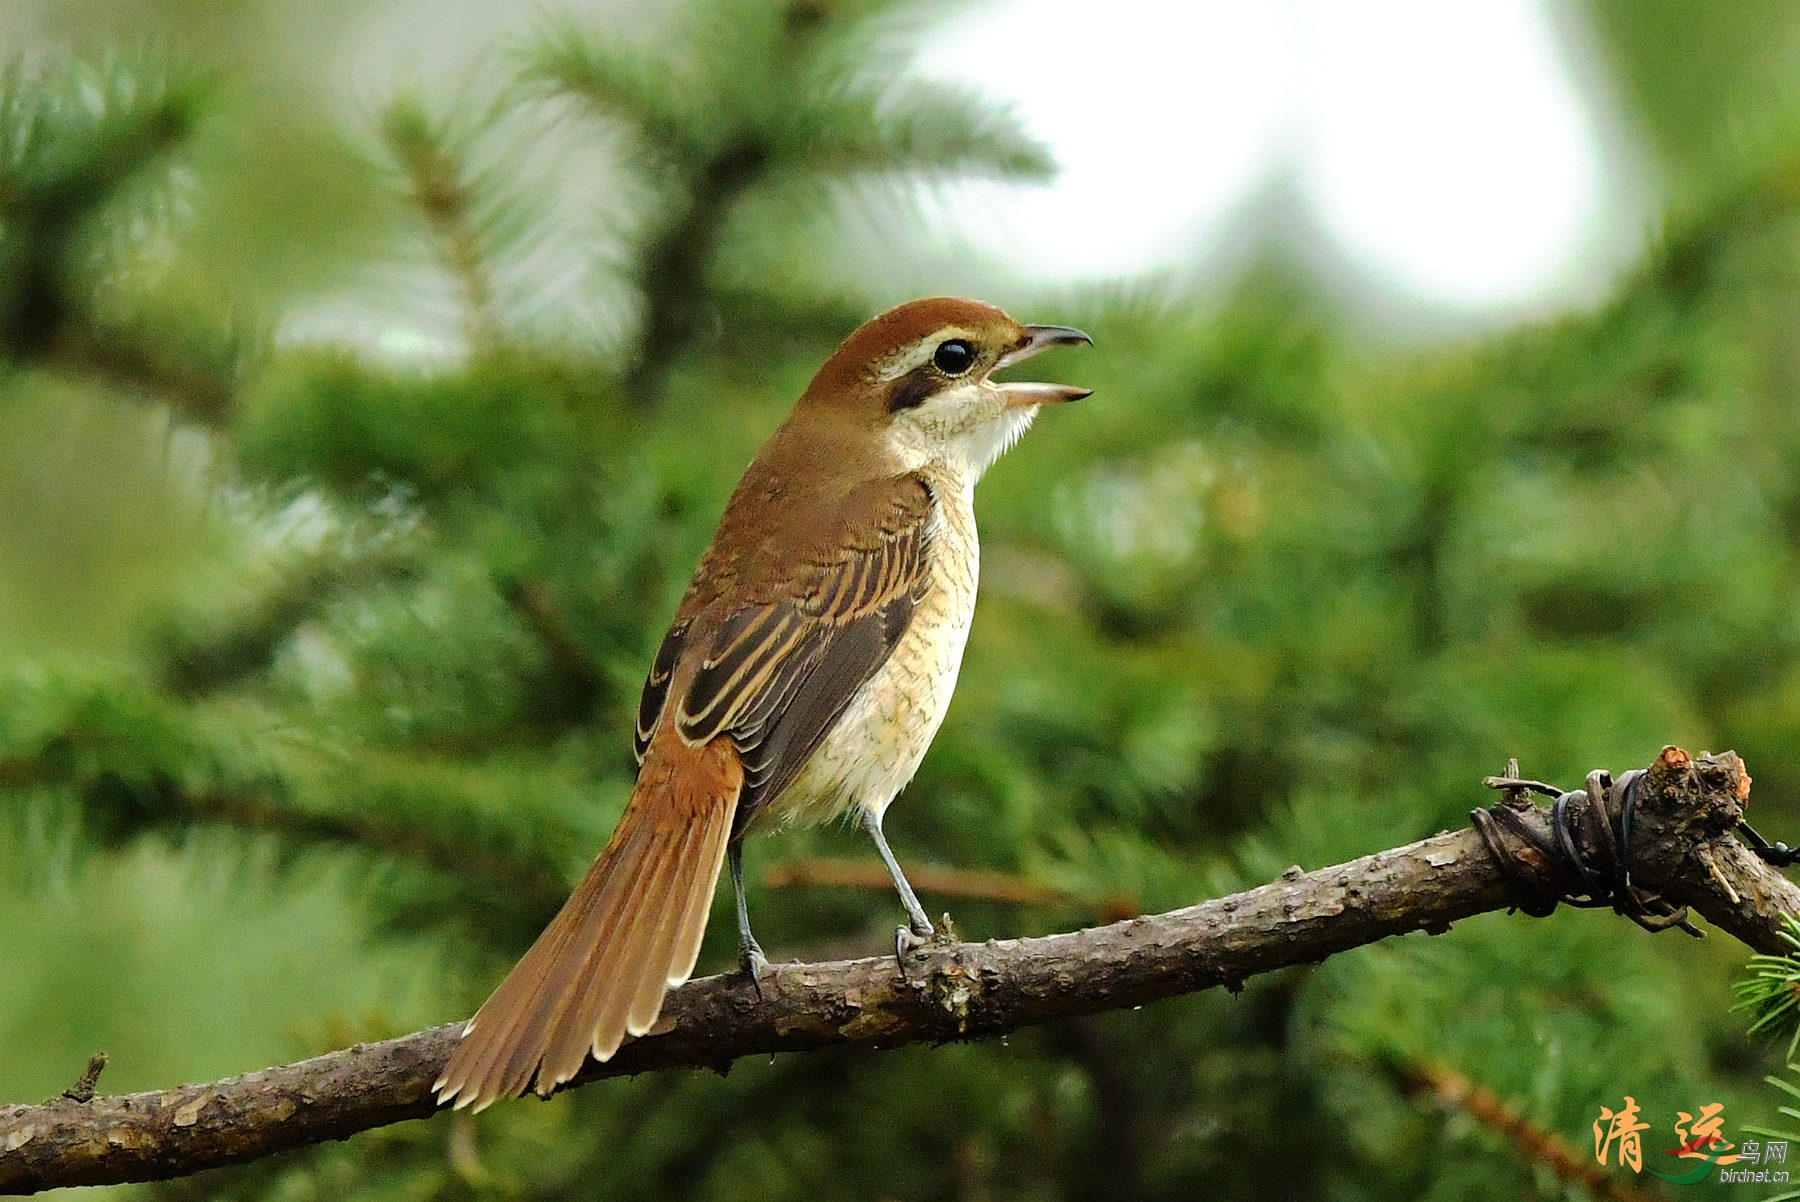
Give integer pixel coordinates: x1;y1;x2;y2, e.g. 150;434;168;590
860;807;939;966
730;842;768;996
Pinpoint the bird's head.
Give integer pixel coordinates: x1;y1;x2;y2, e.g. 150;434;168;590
797;297;1091;479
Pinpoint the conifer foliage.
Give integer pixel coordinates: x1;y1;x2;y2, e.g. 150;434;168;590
5;2;1800;1199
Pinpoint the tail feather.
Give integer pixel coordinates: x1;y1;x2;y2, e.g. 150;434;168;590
434;736;743;1112
540;820;667;1077
552;819;681;1071
633;812;730;1029
621;820;700;1038
665;822;721;988
506;823;649;1088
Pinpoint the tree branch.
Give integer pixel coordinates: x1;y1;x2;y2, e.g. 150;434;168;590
3;746;1794;1194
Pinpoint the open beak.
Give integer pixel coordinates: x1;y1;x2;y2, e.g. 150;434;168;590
993;324;1093;408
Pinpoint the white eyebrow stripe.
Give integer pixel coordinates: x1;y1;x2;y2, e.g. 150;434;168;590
872;326;978;381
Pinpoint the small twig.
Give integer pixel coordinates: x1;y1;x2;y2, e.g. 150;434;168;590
58;1055;107;1105
501;579;604;722
1401;1057;1655;1202
623;137;770;405
763;856;1136;919
1482;775;1565;799
1699;845;1741;905
380;98;500;354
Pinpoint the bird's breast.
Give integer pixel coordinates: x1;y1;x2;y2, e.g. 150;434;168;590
756;468;979;830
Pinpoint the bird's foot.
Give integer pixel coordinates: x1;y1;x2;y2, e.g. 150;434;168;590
893;913;957;978
738;938;770;1000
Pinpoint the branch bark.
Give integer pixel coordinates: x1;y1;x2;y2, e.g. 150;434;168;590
3;746;1795;1194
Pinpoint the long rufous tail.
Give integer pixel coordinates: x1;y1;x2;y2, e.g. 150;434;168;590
434;736;742;1111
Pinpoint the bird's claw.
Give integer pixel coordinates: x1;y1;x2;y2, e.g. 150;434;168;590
738;939;769;1001
893;915;957;979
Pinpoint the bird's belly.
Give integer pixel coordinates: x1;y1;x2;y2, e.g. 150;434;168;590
758;484;978;830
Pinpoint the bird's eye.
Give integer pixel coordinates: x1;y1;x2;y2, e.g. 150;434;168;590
932;339;976;376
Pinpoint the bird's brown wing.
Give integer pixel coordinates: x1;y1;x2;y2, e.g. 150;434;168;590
675;471;934;821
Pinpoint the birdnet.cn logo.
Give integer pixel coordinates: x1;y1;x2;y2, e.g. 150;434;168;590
1594;1097;1790;1185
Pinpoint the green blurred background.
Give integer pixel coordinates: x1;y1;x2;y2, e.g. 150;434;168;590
4;0;1800;1197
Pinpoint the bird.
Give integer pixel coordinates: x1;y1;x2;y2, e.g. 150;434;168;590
433;296;1091;1111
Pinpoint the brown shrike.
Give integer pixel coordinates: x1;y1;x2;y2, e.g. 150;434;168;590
434;297;1091;1110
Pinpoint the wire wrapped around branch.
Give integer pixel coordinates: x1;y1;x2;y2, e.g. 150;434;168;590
1475;758;1701;934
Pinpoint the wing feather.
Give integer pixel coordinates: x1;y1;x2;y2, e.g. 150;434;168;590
634;621;688;763
671;472;934;820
